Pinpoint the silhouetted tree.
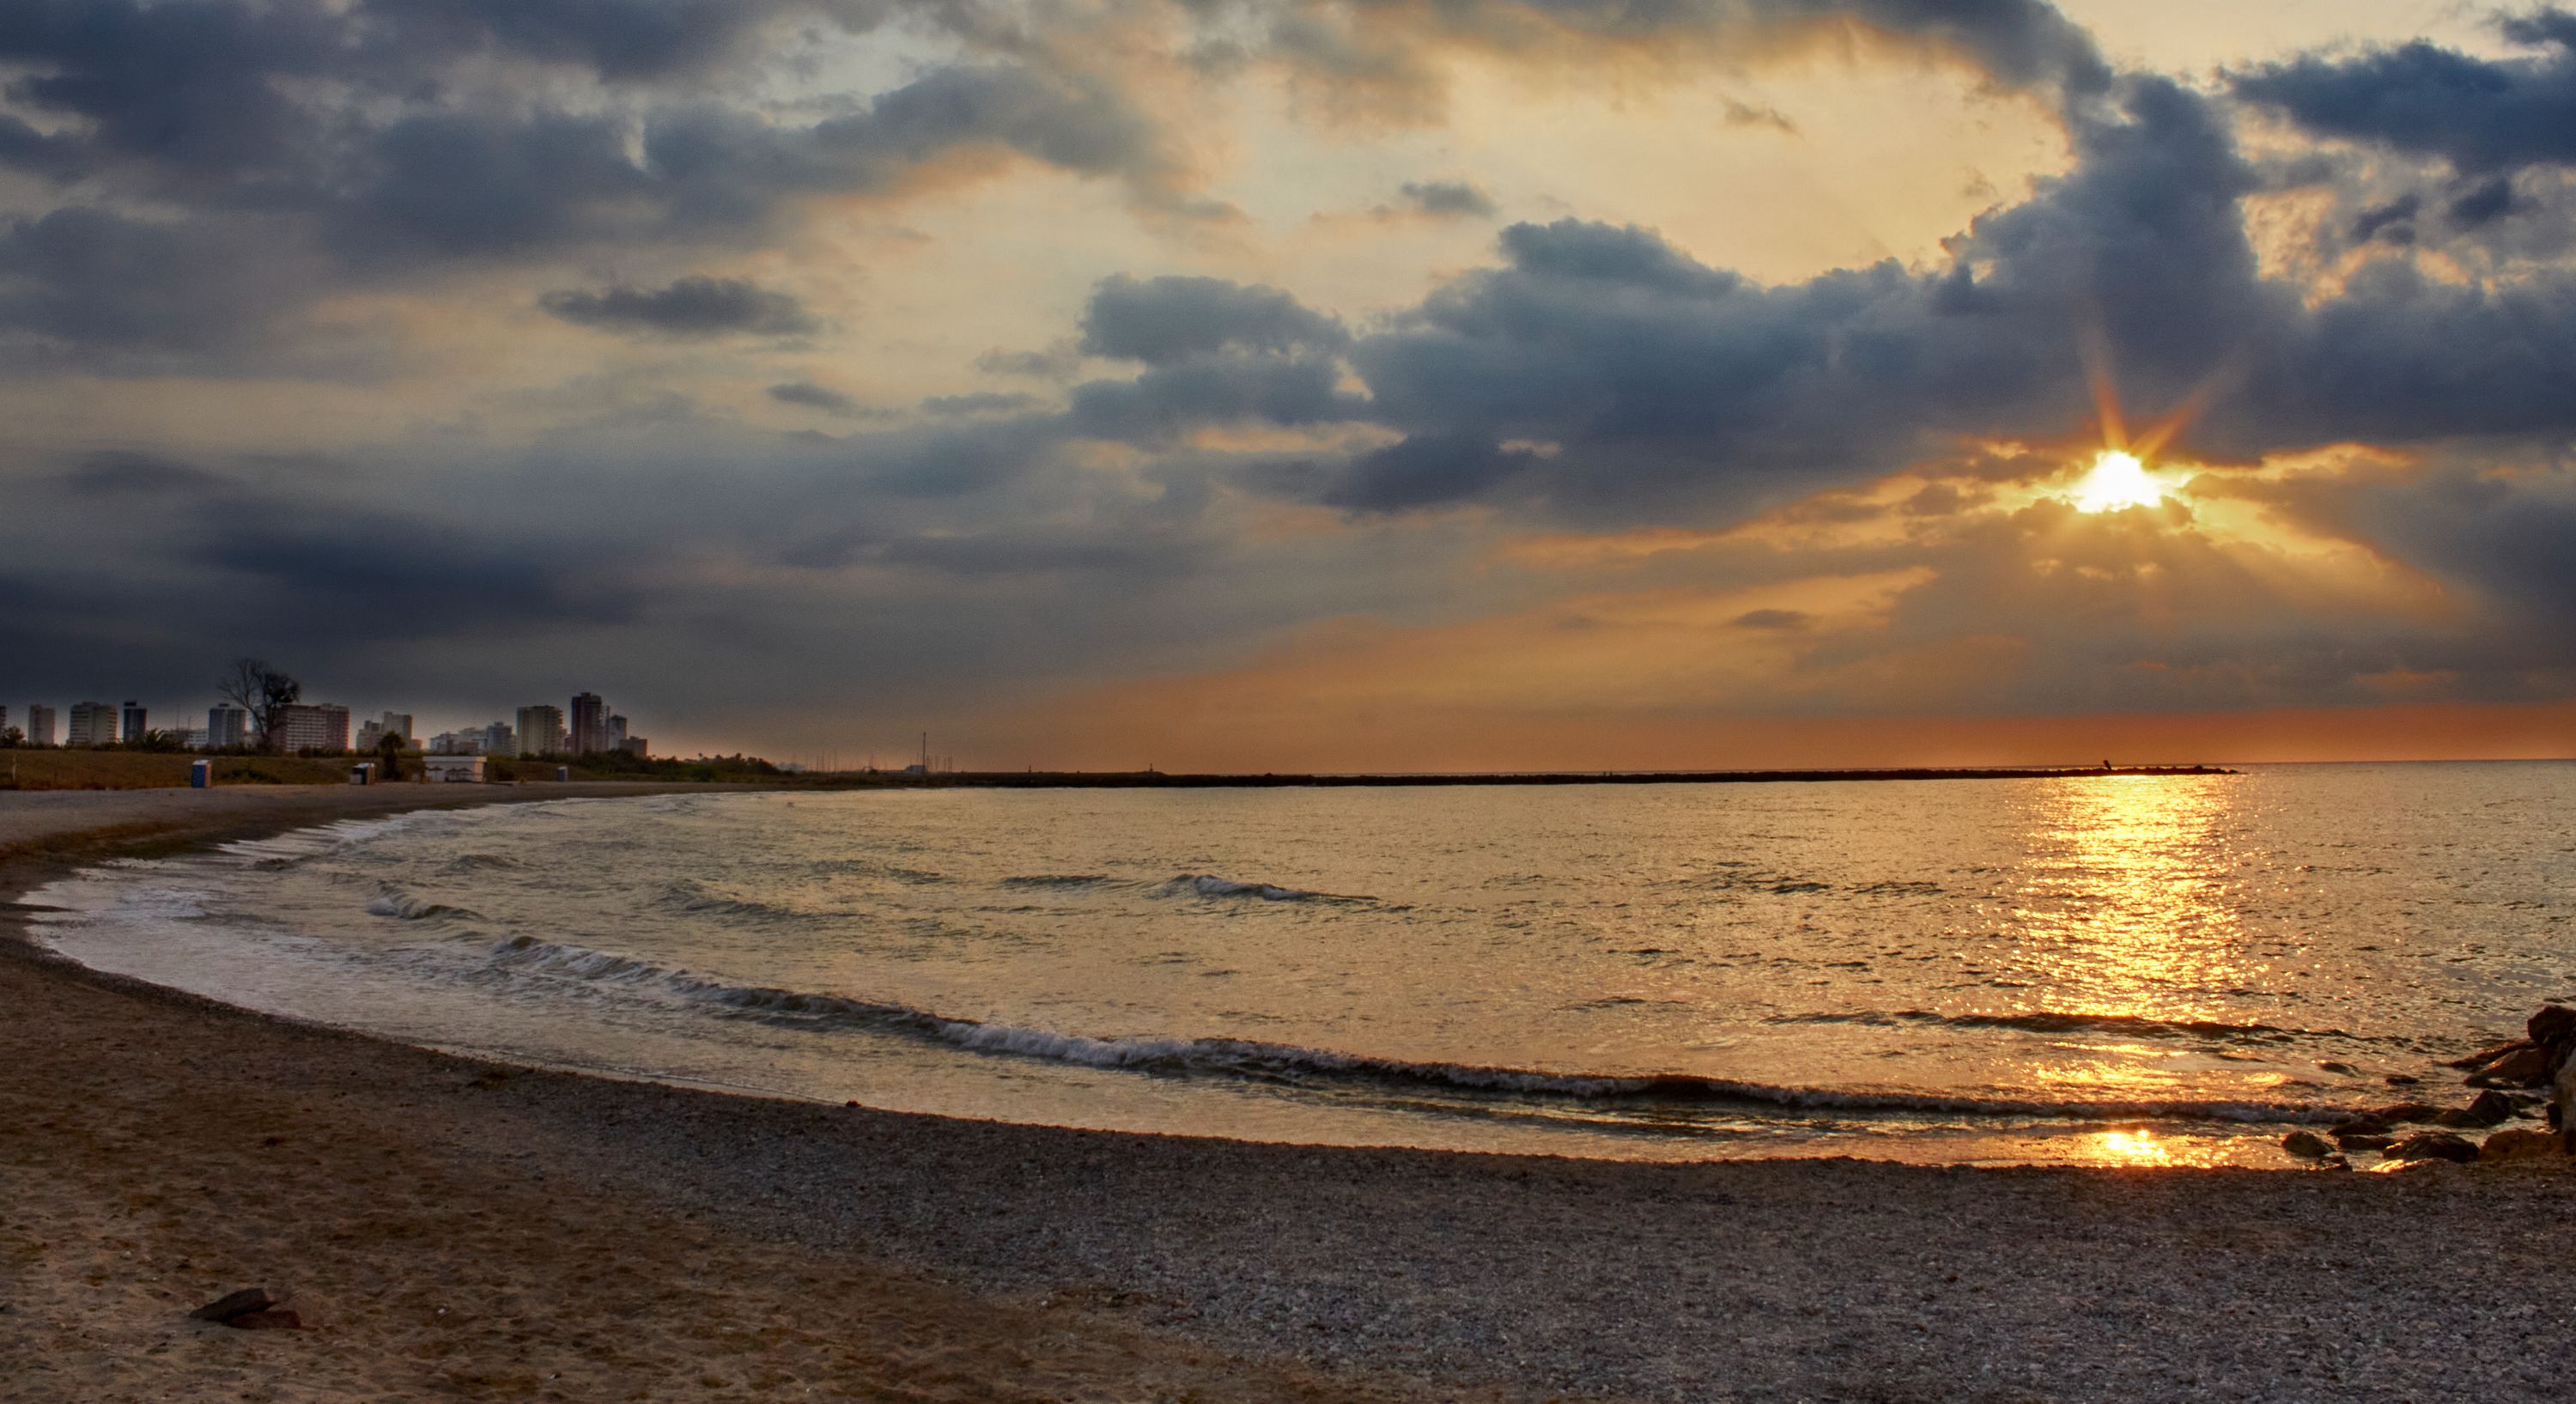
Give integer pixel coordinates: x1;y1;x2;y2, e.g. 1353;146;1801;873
216;658;301;752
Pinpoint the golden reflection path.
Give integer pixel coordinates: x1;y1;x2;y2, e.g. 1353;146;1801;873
2001;775;2257;1165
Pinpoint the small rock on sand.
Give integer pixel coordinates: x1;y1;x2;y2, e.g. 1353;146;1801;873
2467;1046;2551;1087
2445;1039;2530;1071
187;1289;274;1323
225;1310;304;1331
2281;1130;2332;1158
2386;1131;2479;1164
2530;1005;2576;1047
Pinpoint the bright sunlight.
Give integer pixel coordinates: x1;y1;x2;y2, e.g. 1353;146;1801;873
2069;450;2168;513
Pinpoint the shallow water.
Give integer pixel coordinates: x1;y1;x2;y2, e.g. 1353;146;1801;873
30;763;2576;1166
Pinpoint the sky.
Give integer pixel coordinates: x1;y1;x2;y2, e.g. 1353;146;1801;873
3;0;2574;769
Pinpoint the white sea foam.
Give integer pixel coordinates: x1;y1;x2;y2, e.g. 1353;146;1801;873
477;933;2361;1127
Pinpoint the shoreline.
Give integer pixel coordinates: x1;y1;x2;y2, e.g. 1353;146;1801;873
7;787;2576;1402
0;757;2240;794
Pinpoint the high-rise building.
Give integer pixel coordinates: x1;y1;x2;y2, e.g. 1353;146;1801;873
272;703;350;753
516;705;566;757
569;692;610;754
69;702;118;746
208;706;250;749
120;700;149;743
617;735;650;759
481;721;518;757
25;705;57;747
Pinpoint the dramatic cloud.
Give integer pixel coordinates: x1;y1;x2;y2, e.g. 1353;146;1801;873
1397;179;1498;218
1078;275;1351;363
541;277;819;338
769;381;873;415
8;0;2576;763
2233;11;2576;173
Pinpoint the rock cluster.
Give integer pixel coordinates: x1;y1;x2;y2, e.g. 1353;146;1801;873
2286;1004;2576;1168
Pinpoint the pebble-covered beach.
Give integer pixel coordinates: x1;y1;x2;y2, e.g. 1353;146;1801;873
8;787;2576;1403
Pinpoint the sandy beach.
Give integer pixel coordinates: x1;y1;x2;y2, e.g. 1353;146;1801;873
6;786;2575;1403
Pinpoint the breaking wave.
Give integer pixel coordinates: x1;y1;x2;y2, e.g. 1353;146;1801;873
366;889;479;922
1768;1009;2364;1043
1158;873;1375;904
480;936;2354;1127
658;878;814;923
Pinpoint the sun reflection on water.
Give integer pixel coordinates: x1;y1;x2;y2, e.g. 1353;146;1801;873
1982;774;2258;1110
2012;775;2248;1015
2093;1128;2172;1164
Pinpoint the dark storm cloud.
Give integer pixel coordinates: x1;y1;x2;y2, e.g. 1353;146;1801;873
0;2;1181;333
1246;0;2111;112
769;381;874;415
191;511;639;636
1398;179;1498;218
1066;357;1368;443
1078;275;1351;363
53;452;229;498
2450;174;2518;227
0;207;319;360
360;0;885;82
541;277;819;337
2255;463;2576;638
2232;11;2576;173
2351;194;2421;245
920;392;1041;416
1322;435;1546;512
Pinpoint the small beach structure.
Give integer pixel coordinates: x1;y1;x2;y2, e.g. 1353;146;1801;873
422;756;486;783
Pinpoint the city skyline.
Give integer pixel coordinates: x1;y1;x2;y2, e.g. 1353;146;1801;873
4;684;650;760
4;3;2575;769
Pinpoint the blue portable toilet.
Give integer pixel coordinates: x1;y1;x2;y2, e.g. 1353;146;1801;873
556;765;570;781
190;759;212;789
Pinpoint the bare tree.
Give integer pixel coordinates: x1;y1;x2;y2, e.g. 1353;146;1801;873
216;658;301;752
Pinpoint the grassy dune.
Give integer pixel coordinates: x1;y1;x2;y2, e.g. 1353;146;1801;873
0;751;355;790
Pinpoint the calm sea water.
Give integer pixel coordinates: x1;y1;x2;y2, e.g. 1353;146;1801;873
31;764;2576;1166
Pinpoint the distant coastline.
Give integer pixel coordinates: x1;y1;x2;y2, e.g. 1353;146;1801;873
813;763;2239;789
0;749;2235;793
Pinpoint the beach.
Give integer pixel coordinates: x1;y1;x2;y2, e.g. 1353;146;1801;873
7;787;2576;1403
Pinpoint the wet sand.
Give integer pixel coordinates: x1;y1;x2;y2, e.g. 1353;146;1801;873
4;786;2573;1403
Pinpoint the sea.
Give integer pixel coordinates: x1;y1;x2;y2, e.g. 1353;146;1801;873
27;763;2575;1167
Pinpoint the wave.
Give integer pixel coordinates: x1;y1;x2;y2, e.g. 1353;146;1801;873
1767;1009;2356;1042
809;859;949;884
367;890;479;922
439;853;524;874
658;878;816;923
996;873;1119;890
477;937;2351;1127
1159;873;1374;904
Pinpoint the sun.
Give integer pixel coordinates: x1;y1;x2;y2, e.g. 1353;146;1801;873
2068;450;2167;513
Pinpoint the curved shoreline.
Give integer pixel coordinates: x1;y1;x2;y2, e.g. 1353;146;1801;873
7;787;2576;1402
